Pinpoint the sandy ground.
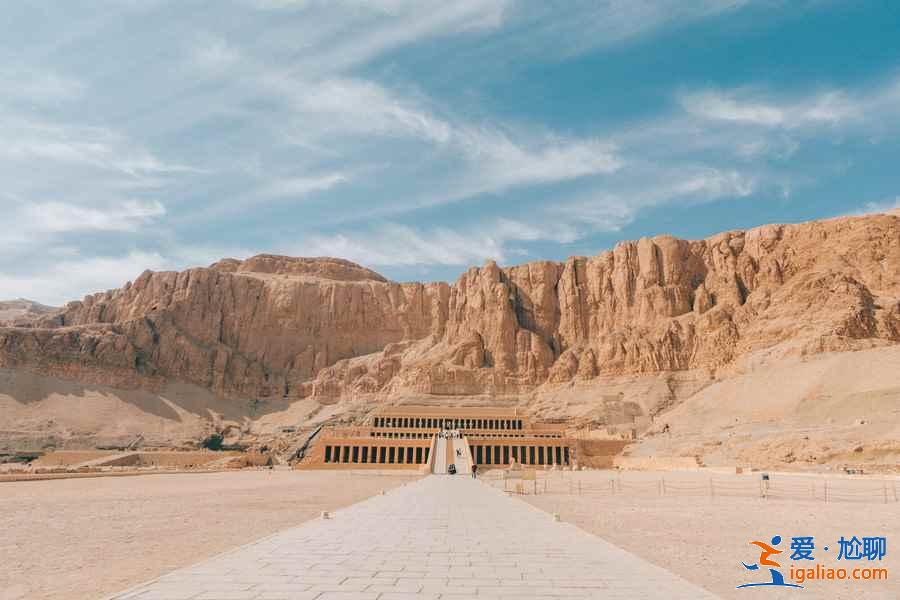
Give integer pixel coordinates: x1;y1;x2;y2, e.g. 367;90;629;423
0;469;419;600
515;469;899;600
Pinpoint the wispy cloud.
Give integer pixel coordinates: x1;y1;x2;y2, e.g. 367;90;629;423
22;200;166;234
189;35;243;75
293;216;583;268
267;76;453;143
252;0;510;74
474;0;751;61
296;225;506;266
0;66;84;105
678;74;900;133
0;116;197;176
246;71;622;211
680;88;859;128
454;129;622;188
292;166;755;270
854;196;900;216
259;173;350;199
550;166;756;233
1;1;893;305
0;251;171;306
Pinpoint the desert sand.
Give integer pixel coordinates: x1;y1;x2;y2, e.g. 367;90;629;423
0;469;419;600
517;469;899;600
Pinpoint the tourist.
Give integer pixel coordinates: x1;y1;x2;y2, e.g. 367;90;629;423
471;464;477;479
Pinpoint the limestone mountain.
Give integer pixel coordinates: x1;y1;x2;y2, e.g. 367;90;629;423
5;213;899;399
1;212;899;460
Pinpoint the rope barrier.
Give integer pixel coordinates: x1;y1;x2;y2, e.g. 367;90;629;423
530;473;898;504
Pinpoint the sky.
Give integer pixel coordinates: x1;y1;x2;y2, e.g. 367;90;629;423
2;0;900;305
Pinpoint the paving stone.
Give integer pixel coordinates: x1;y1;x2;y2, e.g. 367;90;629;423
108;476;720;599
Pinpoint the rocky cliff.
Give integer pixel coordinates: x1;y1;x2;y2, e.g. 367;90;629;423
1;214;899;415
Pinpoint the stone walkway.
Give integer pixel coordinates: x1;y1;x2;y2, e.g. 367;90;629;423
110;476;719;600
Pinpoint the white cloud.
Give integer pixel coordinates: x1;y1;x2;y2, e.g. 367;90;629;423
293;215;587;269
680;88;861;129
287;167;756;271
494;218;579;244
0;116;197;177
22;200;166;234
0;67;84;105
551;167;756;233
485;0;750;60
680;90;785;126
255;73;622;211
669;168;755;198
455;129;622;188
296;225;506;266
259;173;349;199
269;76;453;143
0;251;171;306
856;196;900;216
251;0;509;73
3;2;896;306
190;35;242;74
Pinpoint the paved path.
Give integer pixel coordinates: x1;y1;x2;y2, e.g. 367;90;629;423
111;476;719;600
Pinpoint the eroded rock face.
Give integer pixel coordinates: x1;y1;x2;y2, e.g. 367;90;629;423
2;214;899;405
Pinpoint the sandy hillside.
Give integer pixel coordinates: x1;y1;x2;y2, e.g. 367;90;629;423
0;299;58;327
629;345;900;471
0;369;232;451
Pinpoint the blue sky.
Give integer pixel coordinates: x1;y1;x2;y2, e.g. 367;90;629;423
2;0;900;305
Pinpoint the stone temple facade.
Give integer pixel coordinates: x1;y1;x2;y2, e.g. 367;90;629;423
297;406;577;472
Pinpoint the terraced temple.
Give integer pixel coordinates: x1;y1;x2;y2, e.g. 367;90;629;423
297;407;577;473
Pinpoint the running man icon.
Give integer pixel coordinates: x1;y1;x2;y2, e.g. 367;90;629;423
737;536;803;589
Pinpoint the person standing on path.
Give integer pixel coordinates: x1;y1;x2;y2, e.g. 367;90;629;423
471;463;478;479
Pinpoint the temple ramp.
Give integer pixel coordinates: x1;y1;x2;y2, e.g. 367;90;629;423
431;434;447;474
451;435;472;475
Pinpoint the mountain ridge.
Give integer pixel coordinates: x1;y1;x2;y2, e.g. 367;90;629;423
1;211;899;455
4;211;900;400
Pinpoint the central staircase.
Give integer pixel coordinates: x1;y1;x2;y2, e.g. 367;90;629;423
431;430;472;475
